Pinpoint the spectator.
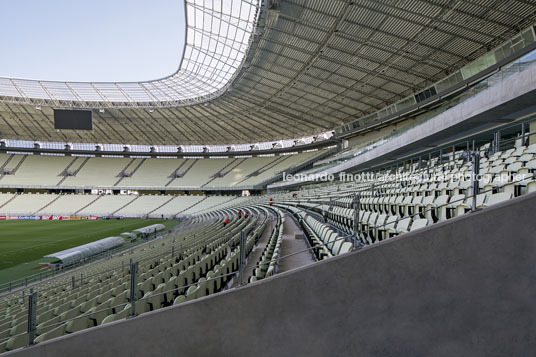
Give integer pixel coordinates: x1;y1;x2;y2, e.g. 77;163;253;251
244;212;249;218
223;218;230;227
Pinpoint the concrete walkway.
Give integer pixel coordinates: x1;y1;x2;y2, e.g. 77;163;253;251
278;213;315;273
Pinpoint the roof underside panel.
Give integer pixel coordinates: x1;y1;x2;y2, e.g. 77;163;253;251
0;0;535;145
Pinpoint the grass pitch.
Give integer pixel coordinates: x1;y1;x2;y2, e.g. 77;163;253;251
0;219;179;284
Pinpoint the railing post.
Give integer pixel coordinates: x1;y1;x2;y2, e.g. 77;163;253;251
471;152;480;212
327;197;333;223
352;193;360;248
71;276;75;289
171;246;175;258
238;231;247;286
27;290;37;345
521;122;526;146
129;262;139;317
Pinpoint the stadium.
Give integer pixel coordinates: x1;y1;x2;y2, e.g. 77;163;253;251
1;0;536;355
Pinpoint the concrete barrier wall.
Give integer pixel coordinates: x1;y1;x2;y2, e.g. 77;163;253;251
7;193;536;357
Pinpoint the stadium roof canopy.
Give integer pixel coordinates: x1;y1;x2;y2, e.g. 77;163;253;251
0;0;536;145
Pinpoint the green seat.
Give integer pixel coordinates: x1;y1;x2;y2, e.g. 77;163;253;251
135;296;152;315
97;290;113;304
5;333;29;351
0;323;10;337
101;305;130;325
197;278;208;298
147;284;166;310
36;315;61;335
137;278;154;297
66;316;93;334
164;277;178;303
111;283;127;296
71;295;88;308
53;300;73;316
110;290;129;309
34;323;66;344
173;295;186;305
59;306;81;322
0;320;11;333
36;309;55;325
86;290;100;301
206;272;216;294
80;296;99;313
89;304;114;326
185;286;199;302
9;321;26;336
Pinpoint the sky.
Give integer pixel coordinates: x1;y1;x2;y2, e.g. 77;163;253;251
0;0;185;82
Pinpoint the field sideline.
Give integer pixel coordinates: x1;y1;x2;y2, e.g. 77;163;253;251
0;219;179;283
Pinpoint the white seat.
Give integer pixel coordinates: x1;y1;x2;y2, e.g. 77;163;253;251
482;192;512;207
410;219;428;231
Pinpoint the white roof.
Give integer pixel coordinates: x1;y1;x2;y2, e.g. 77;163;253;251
45;236;125;265
0;0;260;108
133;224;166;235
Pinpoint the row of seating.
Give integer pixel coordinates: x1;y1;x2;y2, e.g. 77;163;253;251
250;207;284;282
0;207;272;353
1;217;227;349
259;141;536;246
277;205;353;260
0;192;240;218
0;150;324;190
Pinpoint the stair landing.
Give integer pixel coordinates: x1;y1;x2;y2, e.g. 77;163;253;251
278;213;315;273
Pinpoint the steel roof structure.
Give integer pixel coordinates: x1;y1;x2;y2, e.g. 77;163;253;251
0;0;260;107
0;0;535;145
